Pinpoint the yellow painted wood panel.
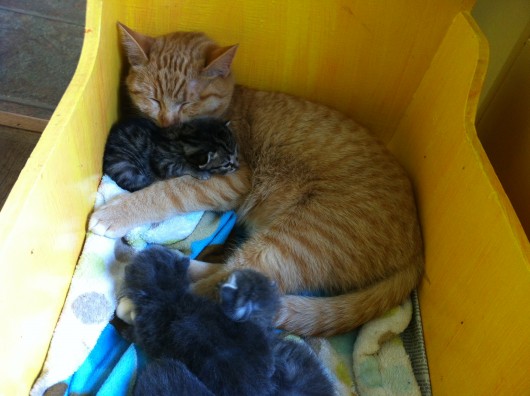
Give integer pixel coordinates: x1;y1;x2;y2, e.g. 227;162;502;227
0;1;120;394
479;39;530;239
118;0;474;143
389;13;530;395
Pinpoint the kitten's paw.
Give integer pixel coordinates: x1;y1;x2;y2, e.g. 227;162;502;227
116;297;136;325
192;171;211;180
88;196;136;238
220;270;279;322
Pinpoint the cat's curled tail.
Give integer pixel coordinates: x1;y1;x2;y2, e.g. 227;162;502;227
276;259;422;337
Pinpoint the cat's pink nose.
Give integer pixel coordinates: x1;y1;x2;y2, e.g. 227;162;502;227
159;111;183;127
159;119;171;127
158;115;174;127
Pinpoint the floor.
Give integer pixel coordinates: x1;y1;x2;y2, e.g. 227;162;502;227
0;0;85;208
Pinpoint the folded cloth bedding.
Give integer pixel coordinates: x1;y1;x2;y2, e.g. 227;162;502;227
352;299;421;396
31;175;426;396
30;176;236;396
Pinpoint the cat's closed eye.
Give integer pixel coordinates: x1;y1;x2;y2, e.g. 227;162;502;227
177;101;190;109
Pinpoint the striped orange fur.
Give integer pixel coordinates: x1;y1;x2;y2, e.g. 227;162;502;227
89;24;424;337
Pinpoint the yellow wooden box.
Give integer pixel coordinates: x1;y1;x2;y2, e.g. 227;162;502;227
1;0;529;394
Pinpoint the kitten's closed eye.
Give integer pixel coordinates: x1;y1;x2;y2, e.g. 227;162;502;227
201;152;239;174
225;154;239;172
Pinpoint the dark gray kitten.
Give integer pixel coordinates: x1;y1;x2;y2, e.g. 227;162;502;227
124;246;336;396
103;117;239;192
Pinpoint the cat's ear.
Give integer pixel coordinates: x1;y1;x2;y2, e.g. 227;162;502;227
117;22;155;66
202;45;239;78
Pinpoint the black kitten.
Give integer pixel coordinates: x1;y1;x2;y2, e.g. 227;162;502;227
103;117;239;192
133;359;214;396
123;246;335;396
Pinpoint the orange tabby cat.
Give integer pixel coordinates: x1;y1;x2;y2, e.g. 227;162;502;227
89;23;424;337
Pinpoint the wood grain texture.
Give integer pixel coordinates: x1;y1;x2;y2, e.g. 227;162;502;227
0;1;112;393
118;0;474;144
0;5;84;119
0;110;48;132
0;126;40;209
389;13;530;395
479;39;530;239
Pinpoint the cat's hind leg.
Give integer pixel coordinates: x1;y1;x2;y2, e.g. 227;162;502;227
105;161;155;192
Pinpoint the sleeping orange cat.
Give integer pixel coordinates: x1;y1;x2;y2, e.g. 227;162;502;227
89;23;424;337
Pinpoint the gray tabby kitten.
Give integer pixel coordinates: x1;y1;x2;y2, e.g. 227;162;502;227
103;117;239;192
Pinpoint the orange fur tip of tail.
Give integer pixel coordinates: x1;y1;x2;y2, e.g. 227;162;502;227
276;263;423;337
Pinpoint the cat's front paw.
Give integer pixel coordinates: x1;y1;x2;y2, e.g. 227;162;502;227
219;270;279;323
88;195;137;238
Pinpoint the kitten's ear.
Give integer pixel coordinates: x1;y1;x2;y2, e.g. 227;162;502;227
202;44;238;78
117;22;155;66
198;152;216;169
223;273;239;290
183;145;213;168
